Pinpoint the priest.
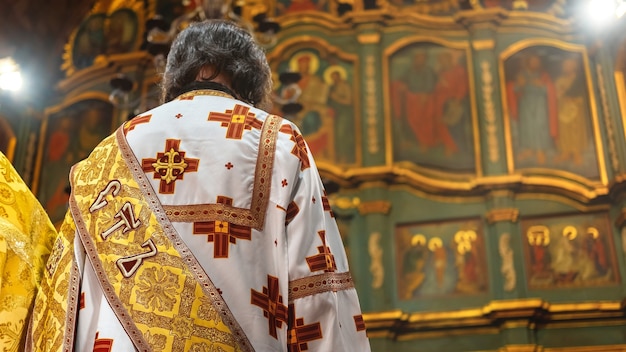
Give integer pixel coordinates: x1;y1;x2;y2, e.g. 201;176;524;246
27;20;370;351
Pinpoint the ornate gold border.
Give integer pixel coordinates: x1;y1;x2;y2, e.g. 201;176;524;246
0;115;16;162
382;36;483;180
32;92;117;196
267;36;362;169
288;272;354;302
498;38;608;189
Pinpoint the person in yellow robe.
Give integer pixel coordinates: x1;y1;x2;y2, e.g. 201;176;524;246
0;151;56;351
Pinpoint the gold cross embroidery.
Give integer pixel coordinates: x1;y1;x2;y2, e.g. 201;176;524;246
142;139;199;194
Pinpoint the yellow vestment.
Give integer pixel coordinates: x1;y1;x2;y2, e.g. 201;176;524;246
0;152;57;351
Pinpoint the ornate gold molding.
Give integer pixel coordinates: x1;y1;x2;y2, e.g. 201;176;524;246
473;39;495;51
486;208;519;224
357;33;381;44
363;299;626;341
358;200;392;215
498;344;540;352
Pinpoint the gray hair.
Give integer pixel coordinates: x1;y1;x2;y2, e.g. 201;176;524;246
161;20;272;110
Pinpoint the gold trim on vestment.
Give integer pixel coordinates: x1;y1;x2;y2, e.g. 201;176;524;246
288;272;354;302
176;89;235;100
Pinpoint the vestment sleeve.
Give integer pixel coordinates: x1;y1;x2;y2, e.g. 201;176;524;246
281;123;371;351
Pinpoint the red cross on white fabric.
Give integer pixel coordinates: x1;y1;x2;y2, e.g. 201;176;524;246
354;315;366;332
321;191;335;218
141;139;199;194
93;332;114;352
192;196;252;258
279;124;310;171
208;104;263;139
251;275;288;339
306;230;337;273
288;304;323;352
123;114;152;135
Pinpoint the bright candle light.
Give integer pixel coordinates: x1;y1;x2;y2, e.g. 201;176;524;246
0;57;23;92
587;0;619;25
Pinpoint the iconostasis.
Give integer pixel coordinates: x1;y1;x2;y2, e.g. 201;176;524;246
5;0;626;350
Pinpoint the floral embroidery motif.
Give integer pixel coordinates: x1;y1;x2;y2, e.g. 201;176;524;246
0;319;24;352
0;184;16;204
144;331;167;349
135;267;179;312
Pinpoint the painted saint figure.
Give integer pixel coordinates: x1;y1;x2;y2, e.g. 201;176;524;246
506;54;558;165
554;58;588;165
326;67;354;164
391;51;438;151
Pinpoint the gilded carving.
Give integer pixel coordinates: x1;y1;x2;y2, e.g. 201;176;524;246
481;60;500;163
62;0;155;76
486;208;519;224
365;55;379;155
368;232;384;289
358;200;391;215
498;233;516;292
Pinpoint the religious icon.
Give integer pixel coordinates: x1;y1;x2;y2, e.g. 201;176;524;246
270;47;358;165
36;99;114;223
73;14;107;69
502;45;600;180
395;220;487;300
106;9;139;55
388;42;477;174
521;213;618;289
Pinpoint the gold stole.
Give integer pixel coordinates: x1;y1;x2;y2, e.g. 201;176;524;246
30;130;253;351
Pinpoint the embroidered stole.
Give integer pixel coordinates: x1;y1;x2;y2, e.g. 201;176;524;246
30;130;254;351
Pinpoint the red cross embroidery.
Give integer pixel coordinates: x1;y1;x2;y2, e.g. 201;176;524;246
280;124;310;171
208;104;263;139
288;304;323;352
93;332;114;352
141;139;199;194
123;114;152;135
175;113;183;119
321;191;335;218
282;179;288;187
193;196;252;258
354;315;366;332
225;162;234;169
306;230;336;273
251;275;288;339
285;201;299;226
